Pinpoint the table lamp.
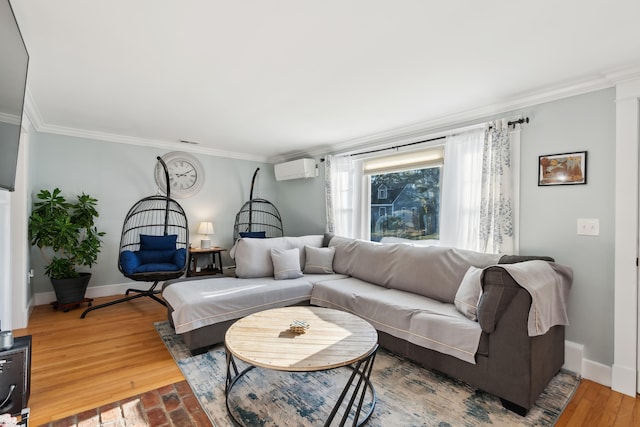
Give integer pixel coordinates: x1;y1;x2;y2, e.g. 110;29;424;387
198;221;214;249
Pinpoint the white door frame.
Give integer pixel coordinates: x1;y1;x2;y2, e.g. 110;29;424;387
613;77;640;396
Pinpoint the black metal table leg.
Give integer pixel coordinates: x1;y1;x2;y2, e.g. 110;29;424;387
224;344;378;427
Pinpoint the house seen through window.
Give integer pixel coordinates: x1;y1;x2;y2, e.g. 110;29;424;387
365;147;443;242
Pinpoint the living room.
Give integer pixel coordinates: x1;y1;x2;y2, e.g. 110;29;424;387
2;1;640;425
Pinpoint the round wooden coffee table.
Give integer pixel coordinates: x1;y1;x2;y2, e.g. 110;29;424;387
224;306;379;426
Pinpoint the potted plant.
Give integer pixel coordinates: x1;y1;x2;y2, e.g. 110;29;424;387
28;188;106;309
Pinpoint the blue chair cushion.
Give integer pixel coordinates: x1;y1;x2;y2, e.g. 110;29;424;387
138;249;177;264
120;250;140;275
239;231;266;238
139;234;178;251
172;248;187;267
120;248;187;275
132;263;183;273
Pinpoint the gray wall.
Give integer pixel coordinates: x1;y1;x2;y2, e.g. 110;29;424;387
29;133;278;294
278;88;616;367
518;89;615;366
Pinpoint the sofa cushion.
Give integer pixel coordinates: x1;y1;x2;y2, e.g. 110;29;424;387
328;236;399;286
271;248;304;280
454;266;484;321
163;276;314;334
303;246;335;274
310;277;482;364
329;236;501;303
233;235;324;278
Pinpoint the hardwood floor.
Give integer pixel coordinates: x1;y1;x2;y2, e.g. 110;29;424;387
12;295;183;426
11;295;640;426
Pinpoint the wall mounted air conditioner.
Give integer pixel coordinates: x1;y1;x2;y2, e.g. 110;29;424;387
274;158;317;181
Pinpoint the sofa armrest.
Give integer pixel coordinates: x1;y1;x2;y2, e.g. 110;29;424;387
477;266;525;333
478;256;556;333
498;255;554;264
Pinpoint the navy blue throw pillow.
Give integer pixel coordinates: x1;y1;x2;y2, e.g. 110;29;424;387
239;231;266;238
139;234;177;251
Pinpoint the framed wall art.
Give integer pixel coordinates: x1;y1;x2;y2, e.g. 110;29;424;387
538;151;587;186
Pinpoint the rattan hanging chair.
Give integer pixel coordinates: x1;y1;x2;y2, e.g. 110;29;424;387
81;156;189;318
233;168;283;240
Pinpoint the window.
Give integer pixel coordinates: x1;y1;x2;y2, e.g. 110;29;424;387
365;147;443;242
377;185;388;200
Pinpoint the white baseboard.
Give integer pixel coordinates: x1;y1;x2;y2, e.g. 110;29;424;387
583;359;612;388
563;341;584;374
33;282;133;306
564;340;613;388
612;364;637;396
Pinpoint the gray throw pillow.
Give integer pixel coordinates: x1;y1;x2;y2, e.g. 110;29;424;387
303;245;335;274
454;266;484;321
270;247;303;280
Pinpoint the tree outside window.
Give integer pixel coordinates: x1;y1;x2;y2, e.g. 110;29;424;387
370;167;441;242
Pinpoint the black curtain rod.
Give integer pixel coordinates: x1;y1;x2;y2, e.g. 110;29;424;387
489;117;530;129
510;117;530;126
319;117;530;161
348;135;446;157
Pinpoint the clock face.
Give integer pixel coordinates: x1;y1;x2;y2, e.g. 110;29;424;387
155;151;205;198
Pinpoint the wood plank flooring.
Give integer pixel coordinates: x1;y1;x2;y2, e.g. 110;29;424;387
11;295;640;426
12;295;183;426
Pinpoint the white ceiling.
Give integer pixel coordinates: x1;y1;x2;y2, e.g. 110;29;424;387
10;1;640;163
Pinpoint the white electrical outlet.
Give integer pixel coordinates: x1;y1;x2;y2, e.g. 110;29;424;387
577;218;599;236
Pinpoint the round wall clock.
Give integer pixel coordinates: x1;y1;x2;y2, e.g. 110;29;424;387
154;151;205;198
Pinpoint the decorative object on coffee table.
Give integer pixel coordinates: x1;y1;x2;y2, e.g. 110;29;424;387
288;320;310;334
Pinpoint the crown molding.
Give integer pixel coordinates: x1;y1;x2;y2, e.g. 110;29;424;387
0;112;21;125
274;63;640;163
22;89;270;163
25;64;640;165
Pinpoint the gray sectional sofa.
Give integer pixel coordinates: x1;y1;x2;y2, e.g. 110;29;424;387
162;234;572;415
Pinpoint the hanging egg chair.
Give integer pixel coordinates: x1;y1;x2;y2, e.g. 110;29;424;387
233;168;283;240
81;156;189;318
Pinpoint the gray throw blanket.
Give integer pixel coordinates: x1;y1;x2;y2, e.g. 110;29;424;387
498;260;573;336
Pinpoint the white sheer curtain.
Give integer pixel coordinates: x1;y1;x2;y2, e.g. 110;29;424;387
325;155;364;238
326;119;517;252
479;119;515;254
440;128;485;251
440;121;516;254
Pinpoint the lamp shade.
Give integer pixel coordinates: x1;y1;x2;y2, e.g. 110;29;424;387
198;221;214;249
198;221;214;235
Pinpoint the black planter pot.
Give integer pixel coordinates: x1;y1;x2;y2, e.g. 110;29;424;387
50;272;92;307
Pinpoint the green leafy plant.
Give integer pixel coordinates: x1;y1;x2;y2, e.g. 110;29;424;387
29;188;106;279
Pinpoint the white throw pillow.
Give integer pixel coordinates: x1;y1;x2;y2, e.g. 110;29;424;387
270;247;303;280
454;266;484;321
303;246;335;274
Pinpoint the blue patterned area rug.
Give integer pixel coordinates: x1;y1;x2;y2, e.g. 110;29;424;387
155;321;580;427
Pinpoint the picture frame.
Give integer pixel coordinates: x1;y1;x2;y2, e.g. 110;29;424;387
538;151;587;186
